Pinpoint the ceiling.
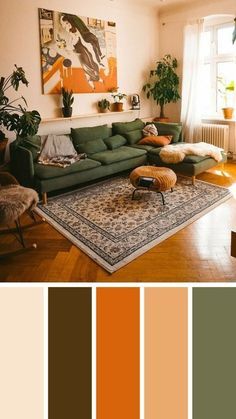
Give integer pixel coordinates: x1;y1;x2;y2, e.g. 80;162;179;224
121;0;209;11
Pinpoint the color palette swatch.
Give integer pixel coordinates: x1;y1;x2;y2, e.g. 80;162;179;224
0;287;235;419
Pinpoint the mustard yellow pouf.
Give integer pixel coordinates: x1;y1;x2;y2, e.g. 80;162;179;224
130;166;177;205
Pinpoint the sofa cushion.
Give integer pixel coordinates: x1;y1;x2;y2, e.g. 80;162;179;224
91;146;146;165
139;135;172;147
183;154;209;163
146;122;182;143
77;138;107;154
130;144;154;151
19;135;41;161
104;135;127;150
124;129;143;145
112;118;145;135
71;124;111;147
34;158;101;180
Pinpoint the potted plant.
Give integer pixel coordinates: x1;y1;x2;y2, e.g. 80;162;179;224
217;77;235;119
61;87;74;117
110;88;127;112
143;54;181;121
0;65;41;140
98;98;110;113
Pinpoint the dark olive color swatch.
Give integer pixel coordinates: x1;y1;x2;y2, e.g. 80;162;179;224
193;288;236;419
49;288;91;419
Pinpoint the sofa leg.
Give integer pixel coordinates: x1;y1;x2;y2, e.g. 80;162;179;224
231;231;236;258
42;192;47;205
192;176;196;186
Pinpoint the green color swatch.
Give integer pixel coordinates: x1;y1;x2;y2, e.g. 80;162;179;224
193;288;236;419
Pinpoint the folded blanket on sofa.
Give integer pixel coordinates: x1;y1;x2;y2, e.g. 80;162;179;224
38;154;87;168
159;142;223;164
38;134;86;167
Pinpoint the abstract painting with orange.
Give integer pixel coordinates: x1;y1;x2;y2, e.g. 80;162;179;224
39;8;117;94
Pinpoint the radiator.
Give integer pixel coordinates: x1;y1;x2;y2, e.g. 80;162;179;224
200;123;229;151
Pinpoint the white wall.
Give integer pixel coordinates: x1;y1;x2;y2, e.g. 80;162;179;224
159;0;236;122
0;0;159;135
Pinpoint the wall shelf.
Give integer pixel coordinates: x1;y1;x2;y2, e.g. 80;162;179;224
41;110;136;123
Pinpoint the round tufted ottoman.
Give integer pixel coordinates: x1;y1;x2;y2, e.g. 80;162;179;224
130;166;177;204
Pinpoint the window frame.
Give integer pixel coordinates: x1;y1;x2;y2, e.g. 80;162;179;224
203;21;236;116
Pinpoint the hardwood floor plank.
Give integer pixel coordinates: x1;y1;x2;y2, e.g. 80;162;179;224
0;162;236;282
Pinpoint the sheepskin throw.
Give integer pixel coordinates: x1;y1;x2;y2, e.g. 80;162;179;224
0;185;38;225
159;142;223;164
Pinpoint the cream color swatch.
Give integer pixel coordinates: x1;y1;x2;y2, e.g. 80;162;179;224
145;288;188;419
0;288;44;419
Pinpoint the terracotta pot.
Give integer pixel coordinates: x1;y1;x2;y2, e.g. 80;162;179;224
222;107;234;119
98;108;109;113
114;102;124;112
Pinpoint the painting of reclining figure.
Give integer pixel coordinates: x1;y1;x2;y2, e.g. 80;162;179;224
39;8;117;93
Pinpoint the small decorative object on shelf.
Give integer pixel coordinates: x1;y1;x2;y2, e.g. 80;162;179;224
131;94;140;110
217;77;235;119
98;98;110;113
110;87;127;112
143;54;180;121
61;87;74;117
0;65;41;138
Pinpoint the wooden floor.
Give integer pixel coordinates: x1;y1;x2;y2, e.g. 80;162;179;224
1;162;236;282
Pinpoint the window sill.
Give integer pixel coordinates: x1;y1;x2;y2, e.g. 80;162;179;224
202;116;236;123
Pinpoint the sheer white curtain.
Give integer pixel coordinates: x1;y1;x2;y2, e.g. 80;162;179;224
181;20;204;142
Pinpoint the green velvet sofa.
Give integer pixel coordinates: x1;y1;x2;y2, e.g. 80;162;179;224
10;119;147;204
10;119;226;204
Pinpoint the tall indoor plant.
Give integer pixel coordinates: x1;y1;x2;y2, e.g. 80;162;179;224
143;54;181;120
0;65;41;139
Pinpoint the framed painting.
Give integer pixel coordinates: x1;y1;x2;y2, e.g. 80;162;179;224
38;8;117;94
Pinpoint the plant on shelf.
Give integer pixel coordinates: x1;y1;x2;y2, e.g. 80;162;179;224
217;77;235;119
98;98;110;113
0;65;41;140
61;87;74;117
143;54;181;121
110;87;127;112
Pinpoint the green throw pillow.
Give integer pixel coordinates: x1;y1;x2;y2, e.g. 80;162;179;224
104;135;127;150
112;118;145;135
76;138;107;154
71;125;111;149
19;135;41;161
124;129;143;145
147;122;182;143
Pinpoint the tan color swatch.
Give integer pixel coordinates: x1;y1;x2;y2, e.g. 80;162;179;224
145;288;188;419
97;288;140;419
0;288;44;419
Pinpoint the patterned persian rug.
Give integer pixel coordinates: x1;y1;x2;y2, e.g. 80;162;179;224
36;176;231;273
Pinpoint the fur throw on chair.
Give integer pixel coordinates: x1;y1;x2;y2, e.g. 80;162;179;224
0;185;38;225
159;142;223;164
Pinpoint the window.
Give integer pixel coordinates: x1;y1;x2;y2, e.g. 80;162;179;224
202;21;236;116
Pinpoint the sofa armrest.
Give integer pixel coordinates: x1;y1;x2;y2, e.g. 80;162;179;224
10;145;35;187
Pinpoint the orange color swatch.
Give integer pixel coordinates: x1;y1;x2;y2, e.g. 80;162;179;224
97;288;140;419
145;288;188;419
